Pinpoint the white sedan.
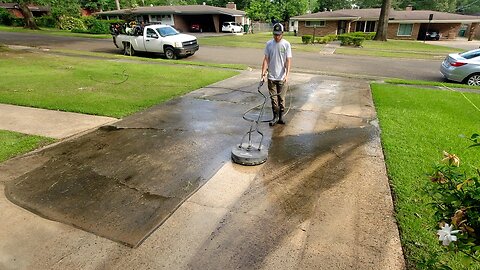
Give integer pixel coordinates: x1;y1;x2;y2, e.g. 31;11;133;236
440;49;480;86
222;22;242;33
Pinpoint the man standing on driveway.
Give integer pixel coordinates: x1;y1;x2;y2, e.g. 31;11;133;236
261;23;292;126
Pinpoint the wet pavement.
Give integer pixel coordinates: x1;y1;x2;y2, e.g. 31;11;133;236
0;71;405;269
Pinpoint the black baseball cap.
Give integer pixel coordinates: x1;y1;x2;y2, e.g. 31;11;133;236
273;23;284;35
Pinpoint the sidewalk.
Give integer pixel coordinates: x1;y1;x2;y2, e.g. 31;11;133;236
0;72;405;269
0;104;117;139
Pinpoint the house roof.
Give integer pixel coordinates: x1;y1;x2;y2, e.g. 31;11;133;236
0;3;50;12
292;8;480;23
96;5;245;17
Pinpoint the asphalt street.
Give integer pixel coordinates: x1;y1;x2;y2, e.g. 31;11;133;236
0;31;445;81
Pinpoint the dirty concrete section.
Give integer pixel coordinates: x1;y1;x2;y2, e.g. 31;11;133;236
0;72;405;269
4;74;272;248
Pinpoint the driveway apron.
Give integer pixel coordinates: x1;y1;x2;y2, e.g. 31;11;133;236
1;71;404;269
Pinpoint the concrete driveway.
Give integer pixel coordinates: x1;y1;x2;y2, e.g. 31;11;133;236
0;71;405;269
425;37;480;51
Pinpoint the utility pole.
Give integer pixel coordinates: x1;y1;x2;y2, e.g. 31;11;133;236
424;13;433;43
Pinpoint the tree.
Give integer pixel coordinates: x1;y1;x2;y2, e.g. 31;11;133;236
17;1;39;29
316;0;351;12
355;0;382;8
245;0;271;21
373;0;391;41
273;0;308;22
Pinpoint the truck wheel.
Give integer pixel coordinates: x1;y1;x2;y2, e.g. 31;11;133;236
165;47;176;60
124;43;135;56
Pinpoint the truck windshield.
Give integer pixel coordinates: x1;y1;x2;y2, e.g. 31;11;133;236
157;26;179;37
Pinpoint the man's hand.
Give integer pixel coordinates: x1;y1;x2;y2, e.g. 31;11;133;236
261;73;267;82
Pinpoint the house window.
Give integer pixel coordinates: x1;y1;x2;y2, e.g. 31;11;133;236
355;21;365;32
305;21;325;27
355;21;376;32
397;24;413;36
365;21;376;32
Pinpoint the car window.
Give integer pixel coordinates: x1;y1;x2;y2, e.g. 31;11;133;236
146;28;158;38
223;23;229;27
460;50;480;60
157;26;179;37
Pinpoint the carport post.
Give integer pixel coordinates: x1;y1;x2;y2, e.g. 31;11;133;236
424;13;433;43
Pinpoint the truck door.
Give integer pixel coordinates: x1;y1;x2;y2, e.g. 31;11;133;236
144;28;163;53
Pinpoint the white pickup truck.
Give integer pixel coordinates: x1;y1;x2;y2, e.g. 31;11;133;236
116;24;199;59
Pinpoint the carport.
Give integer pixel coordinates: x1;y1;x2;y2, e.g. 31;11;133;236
96;4;247;33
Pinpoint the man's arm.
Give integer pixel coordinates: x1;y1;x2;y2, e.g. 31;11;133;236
284;57;291;82
261;56;269;81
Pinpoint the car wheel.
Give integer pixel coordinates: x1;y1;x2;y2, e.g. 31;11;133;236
124;43;135;56
165;47;177;60
466;73;480;86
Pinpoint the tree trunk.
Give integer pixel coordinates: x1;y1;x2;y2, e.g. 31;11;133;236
19;3;39;30
115;0;121;10
374;0;391;41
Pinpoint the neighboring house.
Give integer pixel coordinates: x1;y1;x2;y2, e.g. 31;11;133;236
0;3;50;18
95;2;247;33
290;7;480;41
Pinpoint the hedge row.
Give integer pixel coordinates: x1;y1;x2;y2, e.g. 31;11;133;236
302;34;337;44
301;32;375;47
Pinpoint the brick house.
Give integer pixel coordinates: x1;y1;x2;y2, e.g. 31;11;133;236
0;3;50;18
95;3;247;33
290;7;480;41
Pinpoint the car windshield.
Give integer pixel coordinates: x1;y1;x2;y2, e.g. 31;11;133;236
157;26;179;37
460;50;480;60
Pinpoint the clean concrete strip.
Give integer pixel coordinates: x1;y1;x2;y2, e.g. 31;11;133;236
0;104;117;139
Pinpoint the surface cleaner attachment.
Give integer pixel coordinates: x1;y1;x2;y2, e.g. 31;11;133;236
231;81;269;166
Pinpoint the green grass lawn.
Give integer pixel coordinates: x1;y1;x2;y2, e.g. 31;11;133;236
0;130;54;162
372;82;480;269
385;78;480;90
0;49;239;118
199;32;326;52
0;25;110;39
200;32;461;59
336;40;462;59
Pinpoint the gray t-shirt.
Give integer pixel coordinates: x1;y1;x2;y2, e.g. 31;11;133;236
264;38;292;81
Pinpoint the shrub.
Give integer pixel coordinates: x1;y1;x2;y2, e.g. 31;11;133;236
338;33;365;47
352;36;365;47
58;15;85;31
315;37;325;44
427;136;480;267
36;15;57;28
81;16;109;34
324;34;337;42
0;8;14;26
365;32;376;40
301;35;313;44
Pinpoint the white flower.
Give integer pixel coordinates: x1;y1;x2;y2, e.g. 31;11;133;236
437;223;461;246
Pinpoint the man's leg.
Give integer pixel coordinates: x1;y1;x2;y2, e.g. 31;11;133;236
268;80;279;126
277;81;287;125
